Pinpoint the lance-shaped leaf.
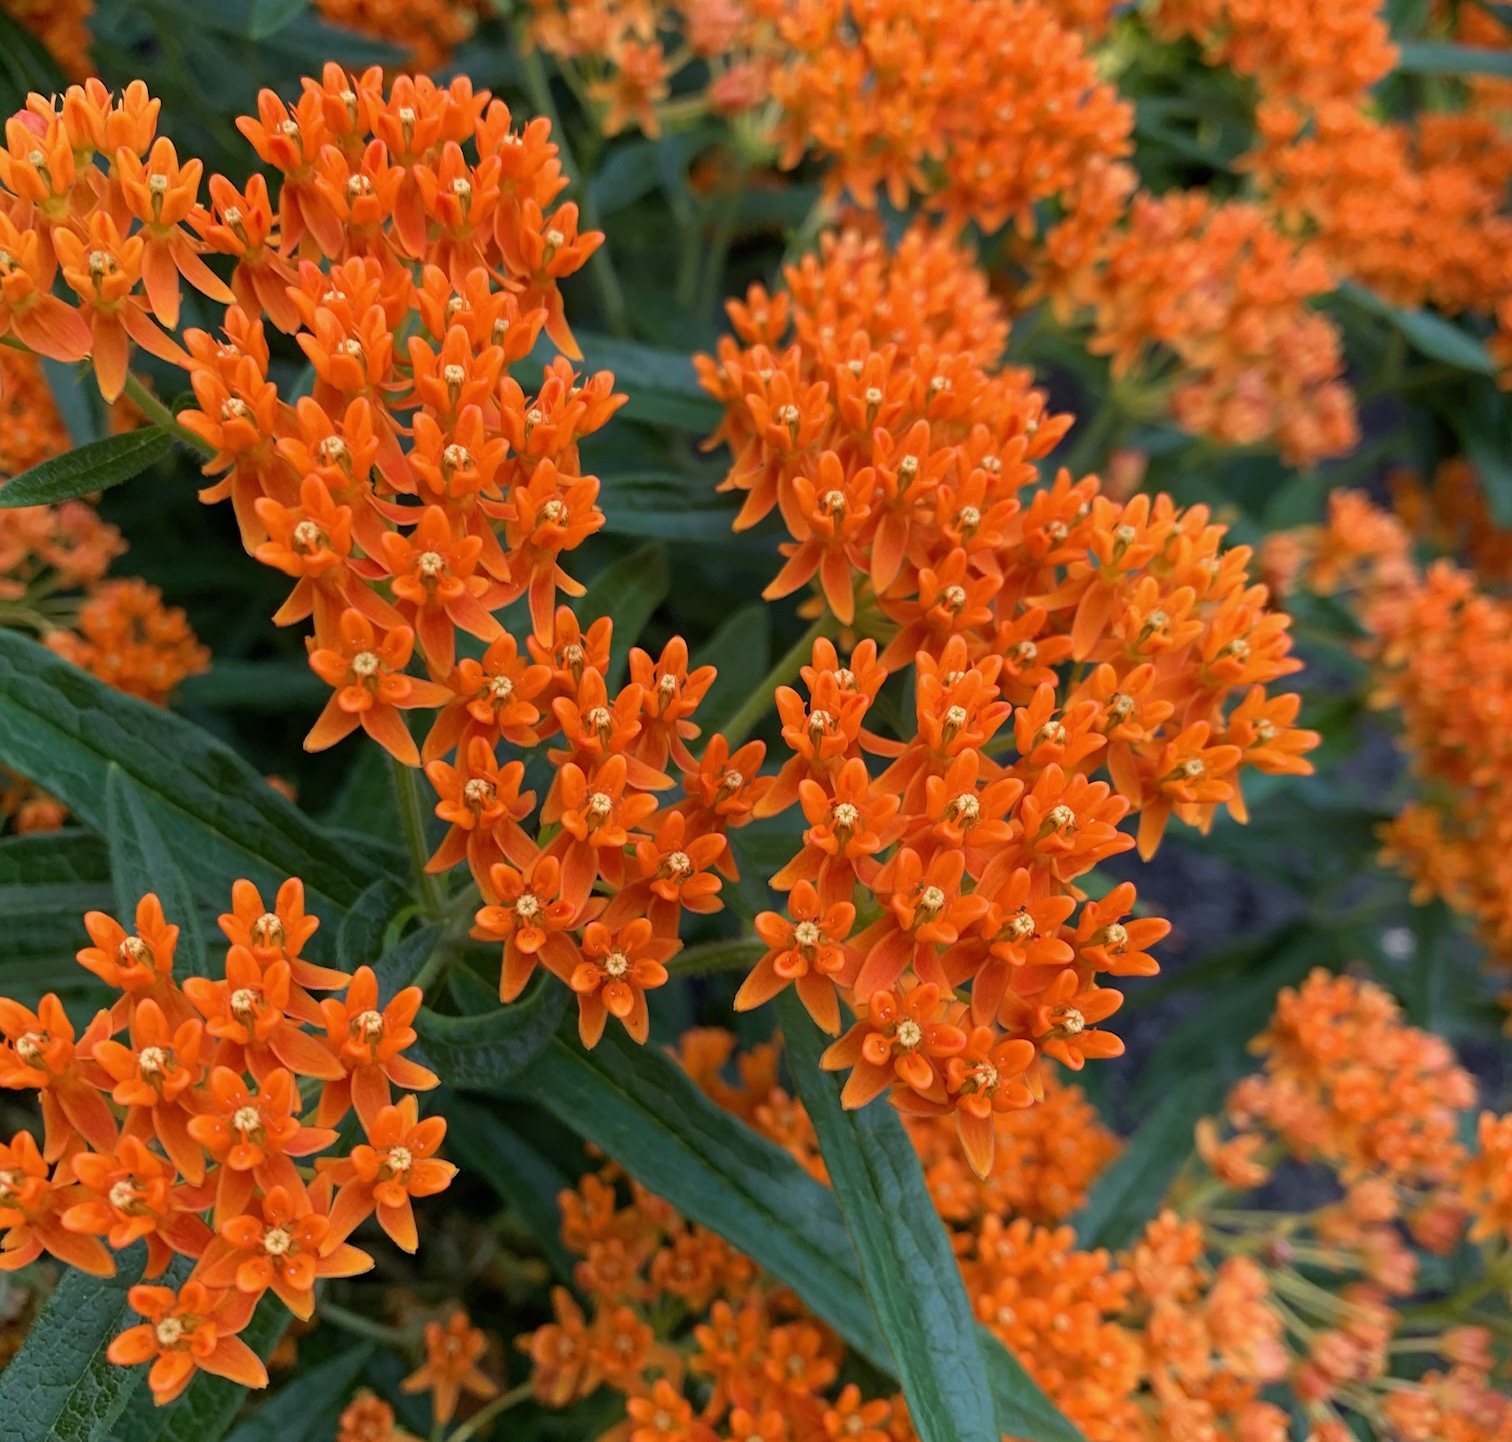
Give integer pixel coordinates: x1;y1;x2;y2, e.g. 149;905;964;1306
0;428;174;509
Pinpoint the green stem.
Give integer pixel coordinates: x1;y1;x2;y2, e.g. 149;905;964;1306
319;1302;414;1347
515;32;630;339
444;1382;532;1442
390;754;447;920
123;373;213;456
720;611;836;747
695;167;749;320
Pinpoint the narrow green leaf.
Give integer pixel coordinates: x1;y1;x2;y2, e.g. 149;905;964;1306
105;765;210;978
1395;38;1512;75
335;878;410;974
0;10;67;121
223;1345;373;1442
416;973;570;1089
519;1021;891;1366
40;358;107;447
444;1094;579;1282
0;429;174;509
778;994;995;1442
0;828;111;892
691;604;771;732
0;1244;159;1442
176;660;329;712
664;936;765;978
0;629;382;916
576;541;670;687
526;334;721;432
248;0;308;39
980;1340;1087;1442
1337;281;1496;375
599;471;740;541
513;1020;1084;1441
1071;1077;1219;1250
110;1301;288;1442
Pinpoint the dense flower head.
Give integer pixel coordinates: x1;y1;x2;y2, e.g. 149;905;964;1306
1287;489;1512;976
1033;179;1359;464
3;0;94;78
1150;0;1397;108
313;0;487;68
521;1019;1512;1442
700;223;1317;1166
0;878;452;1404
1218;968;1477;1190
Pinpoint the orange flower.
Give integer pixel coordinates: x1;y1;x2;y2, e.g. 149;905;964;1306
305;610;453;765
323;1094;456;1254
316;965;438;1129
184;1066;337;1226
76;892;184;1026
821;983;967;1110
472;853;582;1002
63;1134;211;1276
401;1309;498;1425
107;1280;266;1406
198;1184;371;1319
736;882;857;1036
569;919;680;1047
0;1129;114;1277
0;992;116;1159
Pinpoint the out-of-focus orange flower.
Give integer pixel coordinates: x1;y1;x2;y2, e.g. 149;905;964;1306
401;1308;498;1426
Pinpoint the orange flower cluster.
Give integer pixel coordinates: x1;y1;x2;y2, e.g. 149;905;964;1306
699;222;1318;1172
1389;458;1512;586
1286;490;1512;975
1186;971;1512;1442
517;1030;1298;1442
1149;0;1396;107
2;0;94;78
44;577;209;705
526;0;776;134
338;1391;419;1442
0;348;71;478
1213;968;1476;1195
313;0;487;70
767;0;1132;230
136;67;617;768
0;879;454;1404
1251;101;1512;320
1035;177;1359;463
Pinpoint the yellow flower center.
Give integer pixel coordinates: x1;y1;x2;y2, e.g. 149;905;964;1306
417;551;445;579
155;1317;185;1347
351;650;382;678
253;912;287;948
895;1019;923;1050
515;895;541;922
109;1180;139;1211
585;793;614;826
354;1010;385;1040
232;1105;262;1135
604;951;630;979
793;921;821;948
15;1034;44;1066
138;1046;168;1075
262;1227;293;1256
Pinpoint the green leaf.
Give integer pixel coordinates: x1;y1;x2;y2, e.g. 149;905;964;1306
0;429;175;509
0;834;113;1004
576;541;669;687
1070;1078;1218;1250
0;629;382;917
778;994;996;1442
175;660;329;712
0;10;68;122
110;1301;288;1442
0;1244;161;1442
248;0;308;39
980;1342;1087;1442
665;936;765;978
0;827;111;892
519;1021;891;1366
691;604;770;732
416;974;570;1090
1337;282;1496;375
1394;39;1512;75
444;1094;579;1282
527;334;721;432
599;471;740;541
105;765;211;978
223;1345;372;1442
514;1020;1084;1442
